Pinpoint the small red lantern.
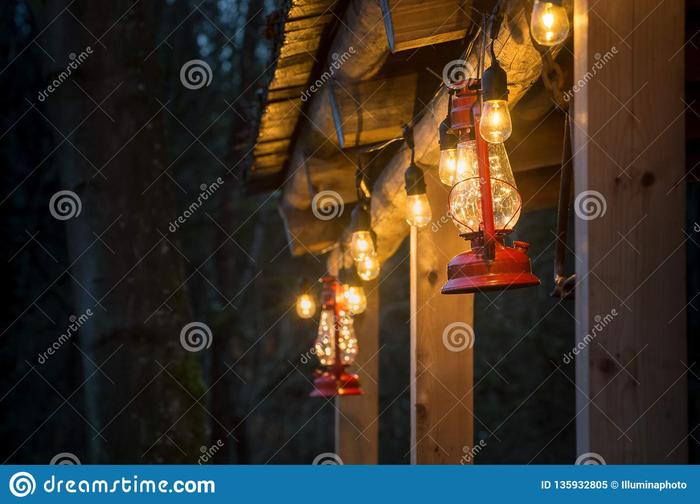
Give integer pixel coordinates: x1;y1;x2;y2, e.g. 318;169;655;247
310;276;362;397
442;79;540;294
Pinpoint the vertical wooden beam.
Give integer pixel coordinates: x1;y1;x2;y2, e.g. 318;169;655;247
574;0;687;462
411;170;474;464
335;280;379;464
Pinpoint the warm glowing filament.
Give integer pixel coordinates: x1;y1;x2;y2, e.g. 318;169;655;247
530;1;569;46
449;142;521;232
314;309;335;366
542;11;554;28
405;193;432;228
351;230;375;261
295;293;316;319
337;310;358;365
439;148;459;186
356;253;380;281
480;100;512;143
343;285;367;315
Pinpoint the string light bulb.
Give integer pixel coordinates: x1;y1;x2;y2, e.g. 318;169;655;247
438;104;460;186
295;293;316;319
350;205;375;261
357;253;380;281
480;55;512;144
403;124;432;228
530;0;569;46
454;138;479;184
343;285;367;315
295;278;317;319
406;192;432;228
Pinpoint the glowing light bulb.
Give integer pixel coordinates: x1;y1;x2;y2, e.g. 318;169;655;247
455;140;480;184
356;253;380;281
337;309;358;365
343;285;367;315
438;118;460;186
438;148;459;186
449;142;521;232
314;309;336;366
530;0;569;46
480;100;512;143
351;230;375;261
405;193;432;228
295;293;316;319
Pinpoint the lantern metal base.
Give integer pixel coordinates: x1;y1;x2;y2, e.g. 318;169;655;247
310;369;362;397
442;239;540;294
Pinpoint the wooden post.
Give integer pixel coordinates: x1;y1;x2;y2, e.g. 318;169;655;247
573;0;687;462
410;169;474;464
335;280;379;464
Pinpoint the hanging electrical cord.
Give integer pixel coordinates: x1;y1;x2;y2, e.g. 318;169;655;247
551;110;576;300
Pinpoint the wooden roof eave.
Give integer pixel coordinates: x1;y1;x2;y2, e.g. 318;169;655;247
320;0;566;273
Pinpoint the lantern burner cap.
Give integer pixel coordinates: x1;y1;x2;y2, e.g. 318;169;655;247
310;369;362;397
442;240;540;294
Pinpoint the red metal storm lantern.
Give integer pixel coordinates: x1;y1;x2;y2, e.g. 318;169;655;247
441;79;540;294
310;276;362;397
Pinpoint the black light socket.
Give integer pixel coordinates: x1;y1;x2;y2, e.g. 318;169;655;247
439;118;458;151
351;203;371;231
404;162;427;196
482;58;509;102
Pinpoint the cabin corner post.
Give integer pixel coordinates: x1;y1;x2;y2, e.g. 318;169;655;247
573;0;687;463
334;279;379;464
410;169;475;464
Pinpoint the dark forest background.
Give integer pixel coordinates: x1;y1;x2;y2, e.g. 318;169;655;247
10;0;699;465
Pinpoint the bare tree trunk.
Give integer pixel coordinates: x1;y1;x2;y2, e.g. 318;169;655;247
45;0;205;463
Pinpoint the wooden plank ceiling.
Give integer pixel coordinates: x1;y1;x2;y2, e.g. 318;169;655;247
249;0;341;187
246;0;567;257
247;0;473;194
